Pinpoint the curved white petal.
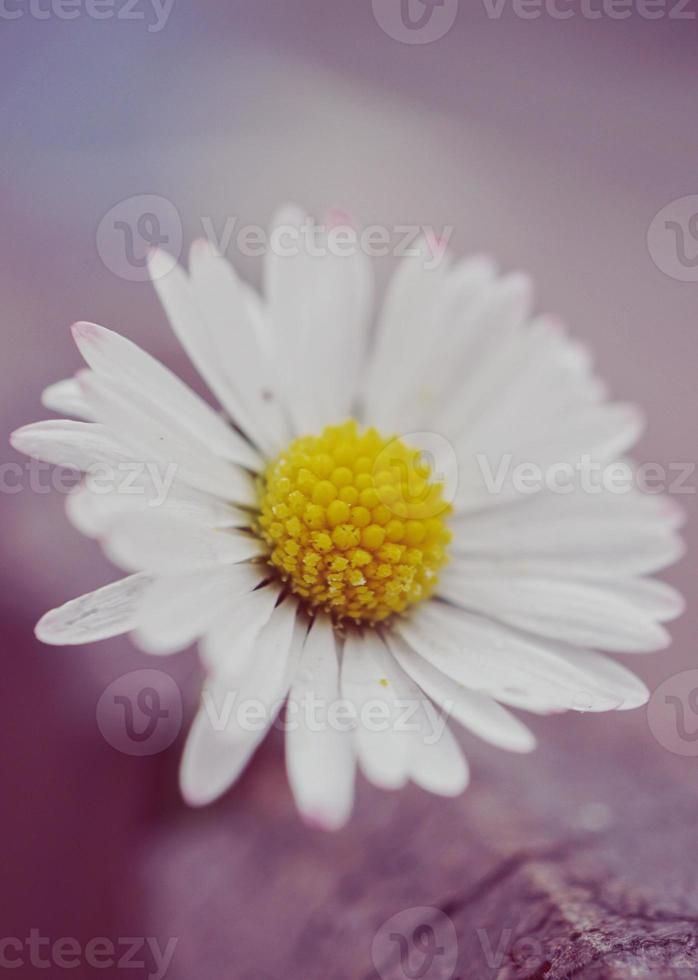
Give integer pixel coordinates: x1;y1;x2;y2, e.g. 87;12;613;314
550;647;649;711
369;254;500;432
285;615;355;830
187;240;291;456
66;477;246;539
264;205;373;433
437;563;671;653
76;370;256;504
148;247;287;455
10;420;130;471
71;321;261;469
408;720;469;798
35;573;153;645
452;402;644;512
450;488;684;575
41;378;92;420
179;599;301;806
132;563;262;654
102;513;263;573
397;603;625;712
435;313;602;442
200;584;281;679
341;630;413;791
386;631;536;752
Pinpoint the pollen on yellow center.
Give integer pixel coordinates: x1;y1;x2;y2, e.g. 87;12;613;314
256;420;452;623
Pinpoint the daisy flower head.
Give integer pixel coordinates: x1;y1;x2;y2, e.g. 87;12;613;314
11;205;685;829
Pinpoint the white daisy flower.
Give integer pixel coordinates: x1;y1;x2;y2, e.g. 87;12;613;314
11;206;684;830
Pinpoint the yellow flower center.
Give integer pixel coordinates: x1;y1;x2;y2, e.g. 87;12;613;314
257;420;451;624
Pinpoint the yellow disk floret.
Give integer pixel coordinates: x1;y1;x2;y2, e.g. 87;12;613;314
257;420;451;623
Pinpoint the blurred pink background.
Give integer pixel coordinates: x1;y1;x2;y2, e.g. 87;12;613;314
1;3;697;977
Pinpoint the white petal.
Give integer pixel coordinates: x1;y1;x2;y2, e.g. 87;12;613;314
35;573;152;645
551;647;649;710
406;269;530;430
408;721;469;798
77;370;256;504
10;420;129;471
452;403;644;511
148;247;286;454
285;615;355;830
370;265;532;434
342;629;468;796
264;205;372;433
41;378;92;420
66;477;245;539
450;489;684;575
435;312;601;442
437;563;671;653
199;584;281;679
386;632;536;752
341;630;413;791
443;559;685;625
179;599;301;806
362;237;457;426
102;512;263;573
187;240;291;455
71;321;261;469
397;603;624;712
369;254;499;431
132;563;262;654
606;576;684;622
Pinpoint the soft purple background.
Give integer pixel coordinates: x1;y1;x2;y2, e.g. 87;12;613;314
1;3;697;977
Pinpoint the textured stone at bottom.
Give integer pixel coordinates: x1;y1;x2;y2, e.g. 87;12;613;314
128;712;698;980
